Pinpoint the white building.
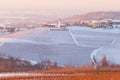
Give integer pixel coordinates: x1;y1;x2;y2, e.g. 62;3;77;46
112;20;120;28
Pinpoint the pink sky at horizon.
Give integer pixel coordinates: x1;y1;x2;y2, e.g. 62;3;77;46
0;0;119;16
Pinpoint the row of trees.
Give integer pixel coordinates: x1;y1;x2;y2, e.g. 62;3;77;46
0;56;62;72
91;55;120;68
0;54;119;72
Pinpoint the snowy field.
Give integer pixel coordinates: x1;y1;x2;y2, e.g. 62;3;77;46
0;27;120;66
69;28;119;48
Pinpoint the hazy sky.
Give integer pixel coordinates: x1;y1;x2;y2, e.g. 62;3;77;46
0;0;120;16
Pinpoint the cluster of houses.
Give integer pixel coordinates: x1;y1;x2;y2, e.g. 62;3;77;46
0;19;67;33
0;25;19;33
40;19;120;29
40;19;67;29
1;19;120;33
32;19;120;29
80;19;120;29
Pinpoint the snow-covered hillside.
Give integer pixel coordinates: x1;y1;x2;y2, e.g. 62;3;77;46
0;27;120;66
91;35;120;65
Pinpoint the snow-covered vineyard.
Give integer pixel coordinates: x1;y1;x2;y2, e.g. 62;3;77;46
0;27;120;66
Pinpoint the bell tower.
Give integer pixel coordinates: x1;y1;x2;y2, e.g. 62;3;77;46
57;18;61;28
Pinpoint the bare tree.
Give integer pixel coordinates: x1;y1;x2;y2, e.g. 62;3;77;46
101;55;108;67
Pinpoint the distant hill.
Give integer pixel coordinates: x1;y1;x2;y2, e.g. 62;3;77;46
62;11;120;23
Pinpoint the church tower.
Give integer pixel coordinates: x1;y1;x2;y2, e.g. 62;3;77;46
57;19;61;28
